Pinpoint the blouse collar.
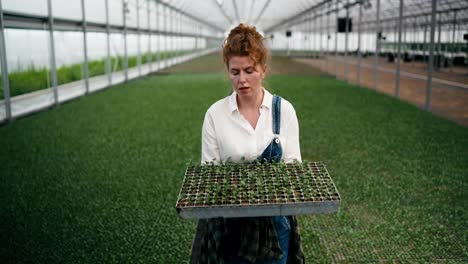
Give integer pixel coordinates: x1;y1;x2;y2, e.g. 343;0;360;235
228;88;273;114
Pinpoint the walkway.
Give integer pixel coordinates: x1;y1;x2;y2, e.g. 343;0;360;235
295;56;468;127
0;49;215;122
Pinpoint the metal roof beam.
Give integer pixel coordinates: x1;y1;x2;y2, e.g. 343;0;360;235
265;0;364;33
232;0;240;23
264;0;332;33
268;0;362;33
253;0;272;26
213;0;234;25
377;1;466;20
154;0;224;33
361;6;468;27
2;10;222;40
246;0;255;24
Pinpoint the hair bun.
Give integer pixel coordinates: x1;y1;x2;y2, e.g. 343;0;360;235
222;23;268;68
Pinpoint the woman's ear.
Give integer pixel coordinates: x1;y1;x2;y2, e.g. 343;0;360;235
261;64;267;79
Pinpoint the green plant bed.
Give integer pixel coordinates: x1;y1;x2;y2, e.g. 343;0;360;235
1;68;466;262
176;161;340;219
0;49;201;99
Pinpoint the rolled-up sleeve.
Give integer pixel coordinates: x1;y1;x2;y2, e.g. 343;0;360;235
201;111;221;164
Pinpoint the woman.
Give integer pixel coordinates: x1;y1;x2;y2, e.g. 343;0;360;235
191;24;305;264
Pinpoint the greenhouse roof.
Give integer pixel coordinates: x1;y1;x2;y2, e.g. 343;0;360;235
165;0;468;33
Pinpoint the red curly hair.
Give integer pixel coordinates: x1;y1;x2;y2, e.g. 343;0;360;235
222;24;268;69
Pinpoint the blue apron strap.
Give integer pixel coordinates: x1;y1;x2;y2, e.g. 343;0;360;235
257;95;283;163
272;95;281;135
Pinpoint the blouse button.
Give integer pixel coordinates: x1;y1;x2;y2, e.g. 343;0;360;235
275;138;280;144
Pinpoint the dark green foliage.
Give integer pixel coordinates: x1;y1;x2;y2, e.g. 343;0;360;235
7;65;51;96
0;50;197;99
0;71;467;262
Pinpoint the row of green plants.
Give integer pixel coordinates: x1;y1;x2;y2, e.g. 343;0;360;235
177;160;339;206
0;49;202;99
1;67;465;262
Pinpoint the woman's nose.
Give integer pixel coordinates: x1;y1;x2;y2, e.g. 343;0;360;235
239;71;246;83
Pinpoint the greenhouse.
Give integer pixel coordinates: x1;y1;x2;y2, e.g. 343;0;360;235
1;0;467;263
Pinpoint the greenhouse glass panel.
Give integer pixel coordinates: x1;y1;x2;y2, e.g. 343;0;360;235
125;0;138;28
126;33;139;79
109;33;125;84
54;31;85;103
86;32;108;92
51;0;82;21
3;0;47;16
140;34;150;74
5;29;54;116
108;0;123;26
139;0;149;30
157;4;166;64
151;34;159;64
85;0;106;24
149;1;157;30
5;29;52;117
126;33;139;66
148;1;158;65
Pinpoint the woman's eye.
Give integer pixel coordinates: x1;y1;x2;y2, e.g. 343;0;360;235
231;71;239;75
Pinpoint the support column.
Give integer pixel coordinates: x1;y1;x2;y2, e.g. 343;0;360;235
123;0;128;81
357;1;362;85
168;8;171;65
311;14;315;58
137;0;141;76
147;0;152;73
411;21;416;68
157;2;161;68
177;11;180;63
423;22;427;64
319;14;322;69
315;13;319;59
393;22;398;56
0;0;11;120
374;0;380;90
170;8;174;65
326;2;331;72
425;0;437;111
47;0;58;105
308;13;312;57
105;0;112;85
81;0;89;94
450;10;457;70
194;21;198;51
436;17;442;69
164;5;167;68
395;0;404;98
344;0;349;81
334;0;338;78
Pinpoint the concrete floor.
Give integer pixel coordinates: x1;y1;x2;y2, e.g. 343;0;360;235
0;49;215;123
295;56;468;127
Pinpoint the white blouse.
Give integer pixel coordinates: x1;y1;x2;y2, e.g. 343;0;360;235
201;88;301;164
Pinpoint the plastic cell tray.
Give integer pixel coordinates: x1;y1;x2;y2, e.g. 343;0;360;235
175;161;340;219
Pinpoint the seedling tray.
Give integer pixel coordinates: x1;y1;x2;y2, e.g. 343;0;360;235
175;161;340;219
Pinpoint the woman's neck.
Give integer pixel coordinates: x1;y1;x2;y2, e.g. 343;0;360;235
237;88;264;112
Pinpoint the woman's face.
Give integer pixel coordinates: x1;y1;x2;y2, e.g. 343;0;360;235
228;56;267;99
